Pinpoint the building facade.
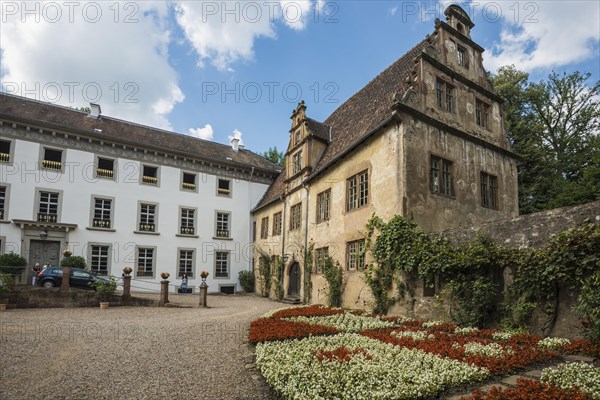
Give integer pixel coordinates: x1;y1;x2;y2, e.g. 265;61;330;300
252;5;520;306
0;94;279;293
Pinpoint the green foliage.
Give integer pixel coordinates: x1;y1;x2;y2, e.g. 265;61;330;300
238;270;255;293
261;146;285;167
258;254;272;297
491;66;600;213
60;256;86;269
576;269;600;340
273;258;285;300
303;246;313;304
0;272;16;292
0;252;27;275
322;257;343;307
88;276;117;301
446;277;498;328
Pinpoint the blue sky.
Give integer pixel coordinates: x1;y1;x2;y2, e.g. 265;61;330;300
1;1;599;156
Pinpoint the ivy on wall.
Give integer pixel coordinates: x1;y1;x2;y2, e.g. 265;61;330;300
303;246;313;304
364;214;600;338
322;257;343;307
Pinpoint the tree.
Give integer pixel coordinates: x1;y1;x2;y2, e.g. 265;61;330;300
261;146;285;167
491;67;600;213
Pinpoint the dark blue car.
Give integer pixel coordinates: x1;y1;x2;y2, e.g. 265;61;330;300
36;267;110;290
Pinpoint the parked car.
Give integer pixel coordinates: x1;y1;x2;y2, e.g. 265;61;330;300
36;267;110;290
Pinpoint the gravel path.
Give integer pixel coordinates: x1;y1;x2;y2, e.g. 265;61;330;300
0;294;283;400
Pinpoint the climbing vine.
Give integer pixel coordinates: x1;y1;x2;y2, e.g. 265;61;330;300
303;246;313;304
272;257;285;300
258;253;272;298
322;257;343;307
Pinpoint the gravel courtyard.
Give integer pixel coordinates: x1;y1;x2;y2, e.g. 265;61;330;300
0;294;282;400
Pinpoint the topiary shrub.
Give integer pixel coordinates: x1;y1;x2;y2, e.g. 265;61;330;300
239;270;255;293
0;252;27;275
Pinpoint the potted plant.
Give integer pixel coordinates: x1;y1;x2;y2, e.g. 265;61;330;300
89;276;117;309
122;266;133;276
160;272;170;280
200;271;209;284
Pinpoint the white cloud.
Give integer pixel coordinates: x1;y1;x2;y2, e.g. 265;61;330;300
468;1;600;72
0;1;183;130
228;128;244;146
174;0;318;71
389;6;399;17
188;124;215;141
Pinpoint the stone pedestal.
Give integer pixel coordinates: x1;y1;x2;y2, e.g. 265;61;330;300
61;266;70;292
159;280;169;306
199;283;208;307
122;275;132;299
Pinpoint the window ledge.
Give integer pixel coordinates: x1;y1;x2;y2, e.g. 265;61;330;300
86;227;116;232
212;236;233;241
0;220;11;224
176;234;199;238
133;230;160;235
213;276;230;279
135;276;156;279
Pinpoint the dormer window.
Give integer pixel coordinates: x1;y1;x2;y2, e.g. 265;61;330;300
295;130;301;145
292;151;303;175
457;45;468;68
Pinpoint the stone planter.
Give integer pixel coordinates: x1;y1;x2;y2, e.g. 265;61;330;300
0;304;6;312
99;302;109;310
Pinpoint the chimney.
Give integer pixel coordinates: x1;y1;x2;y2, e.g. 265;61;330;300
231;137;240;152
89;103;101;119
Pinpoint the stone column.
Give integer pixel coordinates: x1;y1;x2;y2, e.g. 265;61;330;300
199;283;208;307
122;275;132;299
159;280;169;306
61;266;70;292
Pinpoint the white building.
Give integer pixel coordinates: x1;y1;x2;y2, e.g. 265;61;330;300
0;94;279;294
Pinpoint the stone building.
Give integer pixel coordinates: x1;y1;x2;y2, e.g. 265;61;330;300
0;94;279;293
251;5;519;306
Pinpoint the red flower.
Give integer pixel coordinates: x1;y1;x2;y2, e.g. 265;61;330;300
460;378;593;400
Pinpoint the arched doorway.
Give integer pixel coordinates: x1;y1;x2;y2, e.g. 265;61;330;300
287;262;300;297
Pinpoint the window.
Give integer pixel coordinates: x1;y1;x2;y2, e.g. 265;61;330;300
292;151;303;175
430;156;454;197
90;245;109;275
0;139;11;163
457;45;468;68
290;203;302;231
481;172;498;209
96;157;115;179
347;240;365;271
315;247;329;274
435;79;454;113
38;191;59;222
92;197;112;229
182;172;197;191
260;217;269;239
136;247;155;277
346;170;369;211
295;130;301;145
217;178;231;197
216;212;230;238
476;99;490;129
178;249;194;278
141;165;159;185
215;251;229;278
41;147;63;171
272;212;282;236
0;186;6;220
180;208;196;235
316;189;331;223
138;203;156;232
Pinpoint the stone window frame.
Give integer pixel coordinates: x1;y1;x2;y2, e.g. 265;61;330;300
216;178;232;198
475;98;491;130
135;201;159;234
87;242;112;276
214;210;232;239
316;188;331;223
135;245;157;279
140;163;161;187
456;44;469;69
0;138;15;164
214;250;230;279
178;206;198;237
88;195;115;231
480;171;499;210
260;216;269;239
314;246;329;274
0;183;11;222
177;247;196;278
272;211;282;236
346;170;369;212
181;171;198;193
38;145;66;173
346;239;365;272
290;202;302;231
435;78;455;113
34;187;63;223
429;154;455;198
94;154;117;180
292;150;303;175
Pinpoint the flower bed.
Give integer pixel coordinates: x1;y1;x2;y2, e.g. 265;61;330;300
541;362;600;399
285;312;395;332
461;378;593;400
